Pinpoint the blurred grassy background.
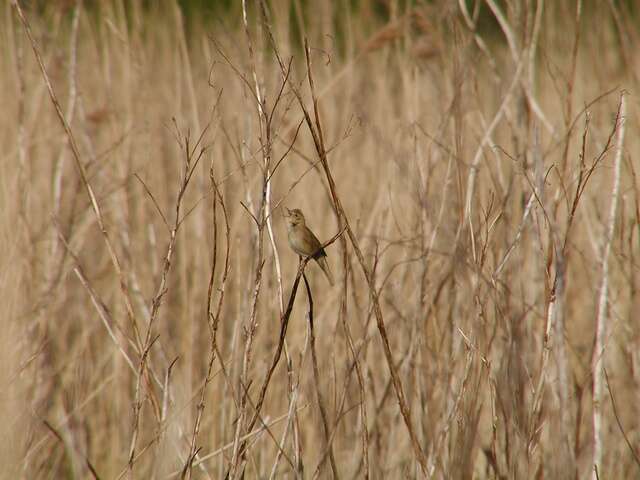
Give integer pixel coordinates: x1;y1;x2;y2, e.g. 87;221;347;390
2;0;639;478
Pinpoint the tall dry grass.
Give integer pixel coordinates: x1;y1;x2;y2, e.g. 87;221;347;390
2;0;639;478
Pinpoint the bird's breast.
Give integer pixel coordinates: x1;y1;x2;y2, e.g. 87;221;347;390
288;231;308;256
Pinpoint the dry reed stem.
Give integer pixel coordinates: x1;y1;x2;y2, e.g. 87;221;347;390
267;336;307;480
166;405;309;479
11;0;145;354
41;419;100;479
295;37;430;475
182;167;232;479
484;0;554;136
49;0;80;278
226;4;302;473
303;272;340;479
229;226;347;476
604;368;640;472
128;126;206;475
591;92;626;479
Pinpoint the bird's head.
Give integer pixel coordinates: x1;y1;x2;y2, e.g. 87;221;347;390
284;207;306;227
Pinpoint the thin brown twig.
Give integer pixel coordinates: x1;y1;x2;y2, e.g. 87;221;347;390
12;0;144;352
604;368;640;471
228;226;347;477
42;419;101;480
182;166;232;479
133;173;171;233
303;272;340;479
289;37;429;475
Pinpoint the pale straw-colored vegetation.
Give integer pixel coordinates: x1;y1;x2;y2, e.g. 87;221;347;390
2;0;639;478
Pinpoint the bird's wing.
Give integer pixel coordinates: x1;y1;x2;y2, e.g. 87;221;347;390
307;228;327;258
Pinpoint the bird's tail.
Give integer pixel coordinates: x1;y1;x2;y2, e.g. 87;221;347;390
316;256;334;286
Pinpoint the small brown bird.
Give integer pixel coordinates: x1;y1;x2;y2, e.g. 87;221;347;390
284;208;334;285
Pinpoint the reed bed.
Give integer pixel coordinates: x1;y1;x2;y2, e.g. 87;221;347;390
2;1;639;478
